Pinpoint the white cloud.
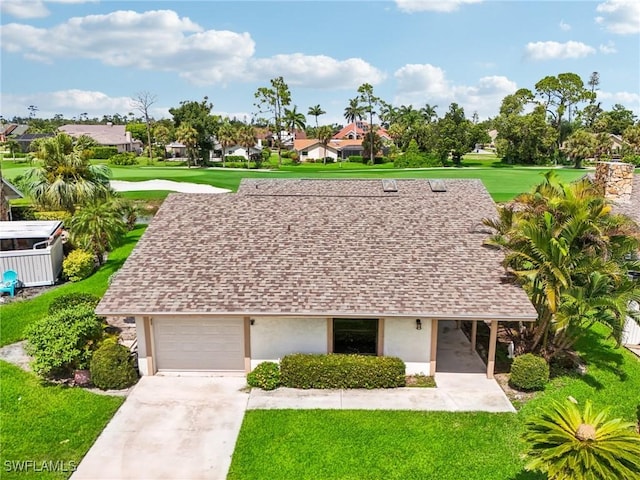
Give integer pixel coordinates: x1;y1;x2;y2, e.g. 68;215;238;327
251;54;385;89
599;40;617;54
524;41;596;60
0;89;146;119
559;20;571;31
393;64;517;119
396;0;482;13
0;0;96;19
595;0;640;34
0;9;382;89
598;90;640;113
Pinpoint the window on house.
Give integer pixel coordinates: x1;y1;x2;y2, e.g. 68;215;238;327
333;318;379;355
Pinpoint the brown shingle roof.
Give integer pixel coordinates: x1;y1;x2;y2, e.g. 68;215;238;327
97;179;536;320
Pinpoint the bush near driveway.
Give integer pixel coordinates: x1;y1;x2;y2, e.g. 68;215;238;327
247;361;280;390
90;342;138;390
280;353;406;389
63;249;95;282
24;305;104;377
48;292;101;314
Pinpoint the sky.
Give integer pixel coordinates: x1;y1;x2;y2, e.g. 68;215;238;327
1;0;639;126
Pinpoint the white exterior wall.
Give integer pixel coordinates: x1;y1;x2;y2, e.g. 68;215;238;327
299;144;338;162
250;317;327;369
0;237;64;287
135;317;150;376
383;317;431;375
622;302;640;345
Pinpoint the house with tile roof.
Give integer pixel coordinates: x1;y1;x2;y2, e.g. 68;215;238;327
59;124;143;153
97;178;537;378
333;121;391;141
294;138;382;162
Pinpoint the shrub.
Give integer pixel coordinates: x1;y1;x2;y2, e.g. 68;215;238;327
110;152;138;166
63;249;95;282
349;155;364;164
25;305;104;377
90;146;118;159
510;353;549;391
33;210;72;224
247;362;280;390
48;292;101;314
90;342;138;390
226;155;247;163
280;354;406;389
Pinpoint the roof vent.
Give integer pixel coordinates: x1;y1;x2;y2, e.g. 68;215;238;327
382;179;398;192
428;180;447;192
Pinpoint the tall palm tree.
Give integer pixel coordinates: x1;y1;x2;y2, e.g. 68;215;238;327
307;104;325;133
69;196;127;264
317;125;334;165
217;121;237;168
236;124;256;169
176;123;198;168
26;133;111;214
344;98;364;124
284;106;306;140
420;104;439;123
565;129;596;168
523;399;640;480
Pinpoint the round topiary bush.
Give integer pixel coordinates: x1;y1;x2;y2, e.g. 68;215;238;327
90;343;138;390
48;292;101;314
63;249;94;282
247;361;280;391
510;353;550;391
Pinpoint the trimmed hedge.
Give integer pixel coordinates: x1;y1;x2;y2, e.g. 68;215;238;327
63;249;95;282
49;292;101;314
509;353;549;391
33;210;72;224
91;146;118;159
109;152;138;165
90;342;138;390
280;354;406;389
247;361;280;390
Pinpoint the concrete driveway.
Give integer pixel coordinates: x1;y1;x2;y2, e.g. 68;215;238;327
72;376;249;480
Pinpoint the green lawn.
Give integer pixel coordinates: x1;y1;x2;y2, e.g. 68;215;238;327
229;325;640;479
2;157;588;203
0;361;124;479
0;226;145;347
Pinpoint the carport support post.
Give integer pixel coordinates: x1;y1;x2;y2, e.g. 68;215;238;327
487;320;498;379
470;320;477;353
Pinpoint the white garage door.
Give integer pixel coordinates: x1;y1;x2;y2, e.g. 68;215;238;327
153;317;245;371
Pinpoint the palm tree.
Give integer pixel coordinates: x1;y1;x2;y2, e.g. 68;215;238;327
25;133;111;214
565;129;596;168
420;104;438;123
176;123;198;168
307;105;325;133
344;98;364;124
483;172;640;356
236;124;256;169
284;106;306;140
153;124;171;160
523;399;640;480
217;121;237;168
5;139;20;160
69;197;127;264
317;125;333;165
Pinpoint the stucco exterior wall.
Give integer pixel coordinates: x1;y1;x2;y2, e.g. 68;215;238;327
135;317;150;376
299;144;338;162
383;317;431;375
250;317;327;368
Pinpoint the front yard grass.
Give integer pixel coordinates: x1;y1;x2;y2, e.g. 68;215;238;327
0;361;124;479
0;226;145;347
229;324;640;479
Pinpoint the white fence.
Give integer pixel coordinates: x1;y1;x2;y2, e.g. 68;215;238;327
622;301;640;345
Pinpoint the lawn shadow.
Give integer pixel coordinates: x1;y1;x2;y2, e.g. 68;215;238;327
510;470;545;480
576;328;627;382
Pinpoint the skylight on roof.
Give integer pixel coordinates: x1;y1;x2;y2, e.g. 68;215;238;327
428;180;447;192
382;179;398;192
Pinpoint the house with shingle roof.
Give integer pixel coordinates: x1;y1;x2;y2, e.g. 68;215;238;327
294;138;381;162
97;179;537;378
333;121;391;141
59;124;142;153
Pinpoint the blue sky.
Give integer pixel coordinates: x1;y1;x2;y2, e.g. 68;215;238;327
1;0;638;125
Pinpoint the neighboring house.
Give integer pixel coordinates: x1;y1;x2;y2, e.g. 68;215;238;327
59;124;143;153
96;178;537;379
166;141;187;158
0;124;29;142
213;143;262;161
294;138;384;162
0;178;23;221
333;121;391;141
14;133;54;152
0;220;65;287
